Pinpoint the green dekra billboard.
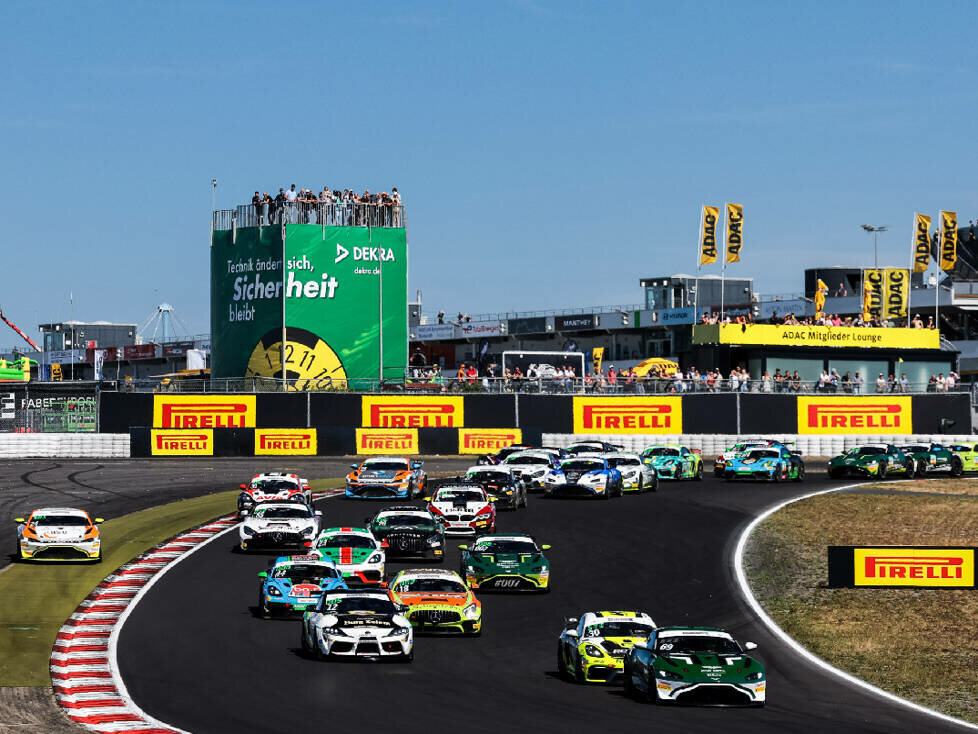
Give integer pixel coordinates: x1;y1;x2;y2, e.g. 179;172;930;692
211;223;407;385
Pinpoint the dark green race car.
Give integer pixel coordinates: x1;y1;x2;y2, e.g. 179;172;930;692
899;444;964;477
459;533;550;592
827;444;914;479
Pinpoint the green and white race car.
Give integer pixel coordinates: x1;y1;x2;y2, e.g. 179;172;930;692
826;444;915;479
640;444;703;481
899;443;964;477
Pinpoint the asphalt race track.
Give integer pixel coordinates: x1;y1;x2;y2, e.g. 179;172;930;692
116;472;967;734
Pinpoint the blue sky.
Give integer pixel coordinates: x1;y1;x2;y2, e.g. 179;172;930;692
2;0;976;344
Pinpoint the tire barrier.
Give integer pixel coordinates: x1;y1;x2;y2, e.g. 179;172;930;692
0;433;130;458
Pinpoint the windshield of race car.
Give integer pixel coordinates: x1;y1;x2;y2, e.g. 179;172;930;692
250;480;296;491
562;460;605;471
394;577;467;594
743;449;780;460
434;489;485;503
472;538;538;554
607;457;640;467
950;444;977;452
31;515;89;527
467;470;510;484
252;506;312;519
902;446;930;453
272;564;339;582
375;514;436;529
567;445;602;454
583;622;654;639
317;535;376;550
321;596;398;615
362;460;409;471
655;635;741;655
505;455;550;465
848;447;886;456
645;447;680;457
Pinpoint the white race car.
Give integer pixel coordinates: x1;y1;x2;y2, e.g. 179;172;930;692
501;451;562;492
425;483;496;536
300;588;413;661
314;526;386;585
600;452;658;493
14;507;104;562
238;472;312;516
239;502;322;552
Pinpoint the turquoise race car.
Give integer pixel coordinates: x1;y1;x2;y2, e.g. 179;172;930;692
641;445;703;481
722;446;804;482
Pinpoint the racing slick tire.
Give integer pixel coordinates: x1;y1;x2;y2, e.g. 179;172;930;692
674;466;683;480
93;550;102;564
259;592;272;619
793;464;805;482
951;456;964;477
771;468;781;483
601;481;612;500
398;649;414;663
574;657;587;684
694;462;704;481
635;476;643;493
915;458;927;478
300;627;312;656
623;667;634;696
557;646;568;680
878;462;887;480
828;468;845;479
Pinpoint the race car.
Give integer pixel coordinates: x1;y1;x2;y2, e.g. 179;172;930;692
366;506;445;561
557;611;656;683
545;456;622;499
948;443;978;472
238;471;311;517
623;626;765;706
459;533;550;591
713;440;786;477
827;444;915;479
641;444;703;481
256;554;347;618
464;465;528;510
476;444;536;465
314;527;385;585
300;588;413;661
14;507;104;562
239;502;322;552
345;456;427;500
425;482;497;536
389;569;482;635
899;443;964;477
602;452;658;492
564;441;622;455
501;451;562;492
723;446;804;482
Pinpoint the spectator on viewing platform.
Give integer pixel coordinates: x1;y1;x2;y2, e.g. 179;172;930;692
773;368;783;392
842;371;851;392
762;371;772;393
437;310;445;324
947;371;958;390
887;374;897;392
252;191;262;222
285;184;298;222
876;374;887;392
790;371;802;392
834;283;848;297
607;366;618;392
456;364;466;387
466;364;478;385
937;373;947;392
852;371;863;394
912;314;924;328
971;220;975;241
273;188;286;224
899;373;909;392
927;316;935;329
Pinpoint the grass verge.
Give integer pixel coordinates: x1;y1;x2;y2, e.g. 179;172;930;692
0;478;342;687
744;485;978;722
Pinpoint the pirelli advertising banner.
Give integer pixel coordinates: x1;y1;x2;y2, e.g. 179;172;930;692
458;428;522;454
797;396;912;435
254;428;317;455
828;546;976;588
362;396;464;428
211;223;408;384
572;397;682;434
153;395;256;428
692;324;940;350
150;429;214;456
356;428;419;455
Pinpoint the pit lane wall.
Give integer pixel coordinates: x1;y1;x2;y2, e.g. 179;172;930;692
92;392;977;457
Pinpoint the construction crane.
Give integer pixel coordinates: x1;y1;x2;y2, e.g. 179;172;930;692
0;307;41;351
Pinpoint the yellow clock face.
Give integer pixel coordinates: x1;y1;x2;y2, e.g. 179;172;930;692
246;328;347;390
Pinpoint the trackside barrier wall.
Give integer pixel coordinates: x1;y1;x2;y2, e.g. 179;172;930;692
0;433;130;458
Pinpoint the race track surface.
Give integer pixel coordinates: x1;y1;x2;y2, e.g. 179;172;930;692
117;473;967;734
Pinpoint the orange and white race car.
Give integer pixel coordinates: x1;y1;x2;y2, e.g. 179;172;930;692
345;456;426;500
14;507;103;562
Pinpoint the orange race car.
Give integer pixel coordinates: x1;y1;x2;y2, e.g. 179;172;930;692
345;456;426;500
389;568;482;635
14;507;103;562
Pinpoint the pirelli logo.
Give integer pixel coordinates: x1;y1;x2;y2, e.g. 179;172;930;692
255;429;318;455
150;429;214;456
572;397;682;434
458;428;522;454
828;546;976;588
153;395;256;429
356;428;419;454
797;396;911;435
361;396;464;428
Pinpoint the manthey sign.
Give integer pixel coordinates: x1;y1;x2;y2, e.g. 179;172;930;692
572;397;682;434
692;323;940;350
211;224;408;384
828;546;976;588
797;396;911;435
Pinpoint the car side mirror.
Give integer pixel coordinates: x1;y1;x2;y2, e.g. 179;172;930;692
239;484;247;490
314;510;323;517
744;641;758;651
565;629;579;638
422;497;432;502
488;498;497;503
632;640;648;649
94;518;105;524
13;517;25;524
457;544;468;550
411;461;423;469
350;464;359;469
363;517;372;524
257;571;268;579
240;510;249;517
541;544;551;550
303;485;311;490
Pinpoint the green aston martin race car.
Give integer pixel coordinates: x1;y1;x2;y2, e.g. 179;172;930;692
948;443;978;472
640;444;703;481
827;444;914;479
899;443;964;477
459;534;550;592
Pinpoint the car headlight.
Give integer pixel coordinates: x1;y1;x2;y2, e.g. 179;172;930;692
266;586;282;597
623;470;638;477
531;469;546;478
463;603;480;620
657;669;684;680
367;553;382;564
238;493;252;504
322;626;339;636
300;526;315;536
865;461;878;468
426;537;442;546
242;526;256;536
745;671;764;682
583;644;604;658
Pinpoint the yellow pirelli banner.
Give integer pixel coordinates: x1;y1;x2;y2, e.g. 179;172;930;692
854;548;974;587
941;210;958;271
912;213;931;273
883;268;909;320
355;428;419;454
797;396;912;434
572;396;682;434
458;428;523;454
699;205;719;265
862;269;883;321
724;203;743;263
255;428;318;455
153;395;256;429
150;429;214;456
692;323;939;349
361;396;464;428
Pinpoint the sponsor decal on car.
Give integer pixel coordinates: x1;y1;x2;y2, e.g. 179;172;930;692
153;395;256;428
255;428;318;455
362;396;464;428
797;396;912;434
355;428;419;454
572;397;682;434
458;428;522;454
150;429;214;455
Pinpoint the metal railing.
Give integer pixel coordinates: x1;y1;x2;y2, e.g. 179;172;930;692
213;203;405;231
423;303;643;325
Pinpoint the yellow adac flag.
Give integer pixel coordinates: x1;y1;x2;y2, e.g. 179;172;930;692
725;203;743;263
863;269;884;322
883;268;909;320
699;205;719;265
912;213;931;273
940;210;958;271
815;279;828;319
592;347;604;374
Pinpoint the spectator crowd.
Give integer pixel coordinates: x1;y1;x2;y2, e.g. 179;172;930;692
248;185;403;226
